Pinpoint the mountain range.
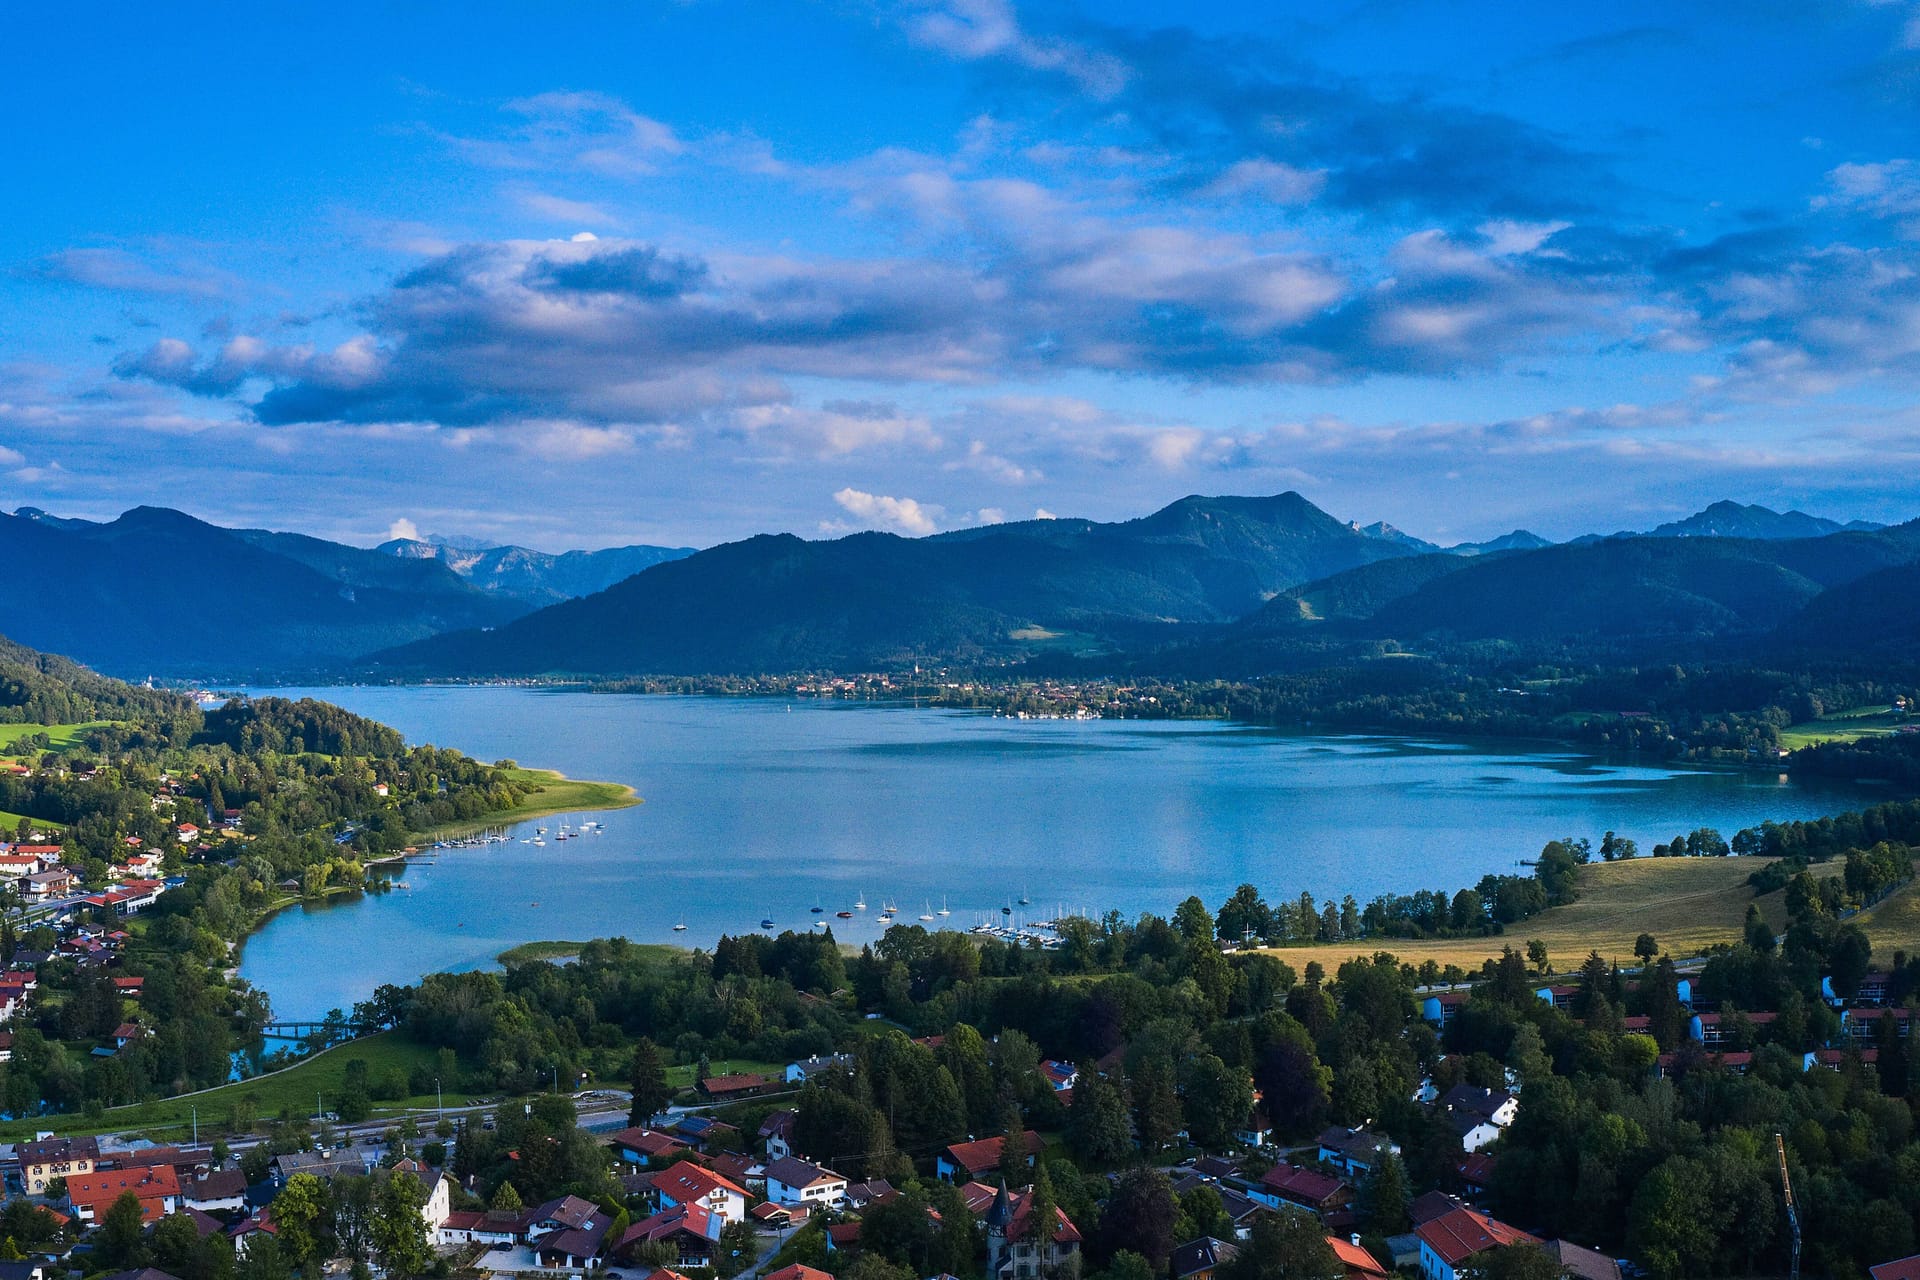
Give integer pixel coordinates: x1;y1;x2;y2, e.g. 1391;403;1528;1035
4;496;1911;677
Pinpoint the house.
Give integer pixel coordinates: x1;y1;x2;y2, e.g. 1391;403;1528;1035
1847;1008;1913;1042
19;1135;99;1194
612;1204;724;1270
751;1201;810;1231
1414;1206;1540;1280
1171;1237;1238;1280
180;1169;247;1214
1039;1060;1079;1092
842;1179;899;1211
434;1207;537;1248
761;1110;797;1160
764;1155;849;1208
697;1072;773;1100
535;1221;609;1270
390;1160;451;1230
668;1114;741;1150
113;1023;144;1051
707;1152;764;1191
654;1162;750;1224
1328;1236;1392;1280
937;1132;1041;1182
227;1211;278;1257
1232;1110;1272;1148
67;1164;180;1223
983;1181;1082;1280
1420;992;1468;1027
21;870;72;903
175;825;199;844
1316;1127;1400;1178
1435;1086;1518;1129
1441;1112;1502;1155
112;977;145;999
1456;1153;1497;1198
608;1127;690;1167
765;1266;835;1280
1543;1239;1622;1280
784;1054;854;1084
1871;1256;1920;1280
1258;1164;1353;1219
270;1148;370;1184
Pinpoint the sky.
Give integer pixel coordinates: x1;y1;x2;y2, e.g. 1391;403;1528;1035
4;1;1920;551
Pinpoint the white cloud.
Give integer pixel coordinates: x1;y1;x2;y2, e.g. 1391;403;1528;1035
903;0;1128;97
833;486;941;535
386;517;421;542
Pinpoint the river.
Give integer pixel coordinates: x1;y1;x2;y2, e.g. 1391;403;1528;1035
235;686;1885;1018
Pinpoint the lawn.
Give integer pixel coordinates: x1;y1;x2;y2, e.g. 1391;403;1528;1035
420;767;639;840
1778;703;1914;749
496;940;684;966
0;809;63;834
0;1031;471;1143
1253;856;1844;973
0;721;116;759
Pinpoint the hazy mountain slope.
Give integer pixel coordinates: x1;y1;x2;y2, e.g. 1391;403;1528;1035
1643;500;1883;540
1241;553;1477;630
379;537;696;604
0;507;523;676
374;492;1422;675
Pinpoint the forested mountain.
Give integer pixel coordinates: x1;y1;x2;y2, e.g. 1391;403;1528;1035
373;492;1422;675
1641;499;1883;540
1228;522;1920;659
0;506;525;676
377;535;695;605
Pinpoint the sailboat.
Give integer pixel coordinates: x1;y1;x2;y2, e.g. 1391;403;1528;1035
672;920;688;932
937;897;951;917
1018;887;1031;905
854;892;868;911
918;901;935;922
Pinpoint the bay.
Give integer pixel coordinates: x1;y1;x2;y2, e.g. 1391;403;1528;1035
237;686;1885;1019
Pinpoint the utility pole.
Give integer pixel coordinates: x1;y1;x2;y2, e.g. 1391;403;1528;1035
192;1106;197;1148
1776;1132;1800;1280
436;1077;443;1124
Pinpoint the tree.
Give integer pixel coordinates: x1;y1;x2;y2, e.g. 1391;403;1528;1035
270;1172;332;1268
1098;1170;1176;1270
1216;1208;1340;1280
237;1234;291;1280
1525;939;1549;974
1027;1160;1059;1249
1182;1054;1252;1150
998;1103;1032;1186
370;1170;432;1280
1359;1152;1412;1236
1463;1245;1561;1280
627;1037;671;1126
717;1219;760;1278
1634;934;1659;965
490;1181;523;1211
1067;1073;1135;1164
1130;1060;1183;1152
1097;1251;1157;1280
97;1192;150;1271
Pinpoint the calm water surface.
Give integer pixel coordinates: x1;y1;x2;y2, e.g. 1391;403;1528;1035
237;687;1885;1018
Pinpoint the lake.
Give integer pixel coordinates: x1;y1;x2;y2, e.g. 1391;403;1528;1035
237;686;1885;1019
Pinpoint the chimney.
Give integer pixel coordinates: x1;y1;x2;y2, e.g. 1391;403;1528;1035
1350;1235;1361;1247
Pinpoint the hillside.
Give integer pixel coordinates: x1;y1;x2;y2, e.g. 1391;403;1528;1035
1643;499;1883;540
379;536;696;605
0;507;526;676
374;492;1420;675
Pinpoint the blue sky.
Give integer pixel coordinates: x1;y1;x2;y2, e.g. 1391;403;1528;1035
5;0;1920;550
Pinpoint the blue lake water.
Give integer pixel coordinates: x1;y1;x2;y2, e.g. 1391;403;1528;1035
236;686;1887;1019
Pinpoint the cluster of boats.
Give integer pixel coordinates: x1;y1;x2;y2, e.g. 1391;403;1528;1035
718;889;1082;937
518;820;603;848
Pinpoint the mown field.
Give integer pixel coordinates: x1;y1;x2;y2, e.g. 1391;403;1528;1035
1255;856;1870;973
0;1031;471;1143
0;722;114;761
1778;702;1915;749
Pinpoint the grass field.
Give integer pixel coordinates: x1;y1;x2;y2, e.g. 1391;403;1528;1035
421;768;639;840
0;1031;475;1142
0;722;115;760
1255;857;1848;973
0;809;63;833
1778;703;1914;749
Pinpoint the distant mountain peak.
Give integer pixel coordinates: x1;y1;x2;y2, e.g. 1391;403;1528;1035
1352;520;1439;552
1646;501;1883;541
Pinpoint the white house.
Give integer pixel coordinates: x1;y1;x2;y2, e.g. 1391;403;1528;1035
653;1163;750;1224
764;1156;849;1208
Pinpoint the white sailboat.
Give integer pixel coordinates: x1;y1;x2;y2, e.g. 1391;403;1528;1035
937;897;951;917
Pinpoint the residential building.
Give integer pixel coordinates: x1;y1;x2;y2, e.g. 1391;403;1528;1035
607;1127;690;1167
784;1054;854;1084
760;1110;796;1161
612;1204;723;1270
764;1155;849;1208
1414;1207;1539;1280
1171;1237;1238;1280
1328;1236;1392;1280
937;1132;1041;1182
983;1181;1082;1280
20;1135;99;1194
68;1164;180;1224
654;1163;750;1224
1316;1127;1401;1178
